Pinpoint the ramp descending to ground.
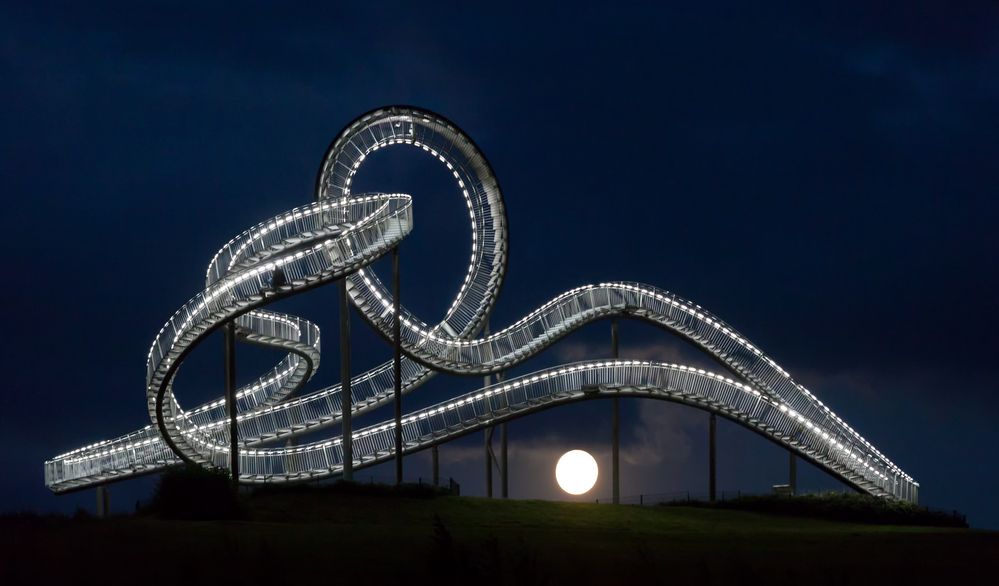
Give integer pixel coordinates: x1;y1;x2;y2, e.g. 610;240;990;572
44;106;918;502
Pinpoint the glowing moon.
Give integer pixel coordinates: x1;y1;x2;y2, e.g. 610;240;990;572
555;449;599;495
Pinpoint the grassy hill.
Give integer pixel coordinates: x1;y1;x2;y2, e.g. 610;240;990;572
3;485;996;585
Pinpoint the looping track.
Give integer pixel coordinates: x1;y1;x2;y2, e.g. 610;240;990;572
44;106;918;502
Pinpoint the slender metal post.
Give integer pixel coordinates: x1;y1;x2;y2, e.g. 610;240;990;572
789;451;797;495
499;372;508;499
483;321;493;498
500;423;508;498
484;428;493;498
611;319;620;505
224;321;238;489
432;445;439;486
96;486;109;518
709;412;717;503
339;278;353;481
393;247;403;486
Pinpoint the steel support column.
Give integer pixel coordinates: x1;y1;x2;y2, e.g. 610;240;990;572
789;451;797;495
499;372;508;499
432;445;439;487
484;427;493;498
393;247;402;486
96;485;109;518
611;319;620;505
339;278;353;481
709;412;717;502
224;321;238;488
483;321;493;498
500;423;508;498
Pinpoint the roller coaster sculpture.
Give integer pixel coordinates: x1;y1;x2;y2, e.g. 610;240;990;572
44;106;918;502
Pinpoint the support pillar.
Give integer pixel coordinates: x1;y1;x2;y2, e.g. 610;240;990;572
789;451;797;495
432;445;439;486
611;319;620;505
709;412;717;503
483;321;493;498
484;427;493;498
499;372;508;499
224;321;238;489
339;278;353;481
393;247;403;486
96;486;109;518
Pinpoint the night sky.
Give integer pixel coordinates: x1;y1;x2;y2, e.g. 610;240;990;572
3;2;998;527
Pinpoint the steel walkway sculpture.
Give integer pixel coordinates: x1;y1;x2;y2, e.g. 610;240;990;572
44;106;918;502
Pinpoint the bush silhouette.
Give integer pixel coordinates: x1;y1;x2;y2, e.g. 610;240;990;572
149;464;242;520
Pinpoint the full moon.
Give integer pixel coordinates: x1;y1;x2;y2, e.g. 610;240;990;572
555;450;599;495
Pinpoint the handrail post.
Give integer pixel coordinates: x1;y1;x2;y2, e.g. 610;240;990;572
224;321;238;489
611;319;620;505
393;247;403;486
339;278;353;481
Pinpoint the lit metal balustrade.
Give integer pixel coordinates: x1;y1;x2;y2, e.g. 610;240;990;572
44;106;918;502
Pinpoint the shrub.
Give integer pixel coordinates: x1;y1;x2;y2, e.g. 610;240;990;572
149;464;243;520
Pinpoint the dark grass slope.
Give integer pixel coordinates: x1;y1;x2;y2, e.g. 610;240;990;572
668;492;968;527
3;480;997;585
